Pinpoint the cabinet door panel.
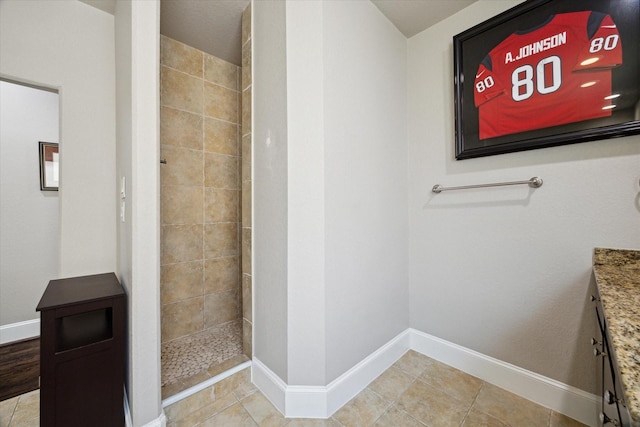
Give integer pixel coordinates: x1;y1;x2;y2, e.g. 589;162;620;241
54;349;115;427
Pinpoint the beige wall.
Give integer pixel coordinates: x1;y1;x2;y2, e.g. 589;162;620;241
115;1;163;423
0;0;116;280
252;0;409;386
0;82;59;331
408;0;640;393
160;36;242;344
241;4;253;358
253;0;289;381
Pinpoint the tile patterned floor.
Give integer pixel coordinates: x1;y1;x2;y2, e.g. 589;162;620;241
0;389;39;427
0;350;589;427
165;350;590;427
162;319;247;398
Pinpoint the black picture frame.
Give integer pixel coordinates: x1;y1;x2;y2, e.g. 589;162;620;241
39;141;59;191
453;0;640;160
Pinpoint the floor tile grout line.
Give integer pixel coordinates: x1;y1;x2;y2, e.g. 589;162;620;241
194;389;242;427
332;416;346;427
389;377;423;425
181;373;257;426
372;381;428;427
458;380;485;427
7;396;17;427
234;395;257;426
366;387;395;426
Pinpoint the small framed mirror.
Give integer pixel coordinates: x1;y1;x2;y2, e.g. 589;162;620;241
39;141;59;191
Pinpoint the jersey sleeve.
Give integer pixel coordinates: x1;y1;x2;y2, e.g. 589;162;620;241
473;55;504;107
573;12;622;71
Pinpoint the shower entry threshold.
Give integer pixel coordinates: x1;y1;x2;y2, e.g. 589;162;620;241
162;360;252;407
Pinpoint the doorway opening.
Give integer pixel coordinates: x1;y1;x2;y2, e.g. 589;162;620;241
158;2;252;399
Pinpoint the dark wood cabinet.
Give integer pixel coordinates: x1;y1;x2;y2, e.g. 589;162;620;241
36;273;126;427
592;280;632;426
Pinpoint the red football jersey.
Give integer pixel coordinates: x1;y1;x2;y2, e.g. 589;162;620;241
474;11;622;140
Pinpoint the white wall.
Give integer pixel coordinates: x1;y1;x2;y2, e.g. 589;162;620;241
0;2;162;424
0;81;59;327
322;0;408;383
115;1;163;425
407;0;640;393
0;0;116;278
254;0;409;387
253;0;290;382
285;0;327;386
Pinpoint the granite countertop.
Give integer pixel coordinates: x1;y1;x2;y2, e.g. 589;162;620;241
593;247;640;424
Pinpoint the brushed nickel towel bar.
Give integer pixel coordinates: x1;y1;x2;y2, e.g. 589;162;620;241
432;177;543;193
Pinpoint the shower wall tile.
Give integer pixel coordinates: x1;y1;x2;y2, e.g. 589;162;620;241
161;36;203;78
242;5;251;47
204;54;238;90
162;297;204;342
205;256;239;294
162;185;203;225
237;95;242;132
162;224;203;264
205;153;238;189
241;134;251;182
161;145;203;187
205;223;239;258
161;35;244;356
241;2;253;360
241;228;251;274
242;275;252;322
161;261;204;305
205;188;238;223
204;290;239;328
241;181;251;227
243;318;252;358
241;87;251;134
204;82;238;123
204;118;238;156
161;107;203;150
241;44;251;90
161;66;203;115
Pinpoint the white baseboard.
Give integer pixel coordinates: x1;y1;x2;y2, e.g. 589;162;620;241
0;319;40;344
140;413;166;427
251;358;288;415
409;328;599;427
125;387;167;427
252;329;411;418
325;329;410;416
252;328;598;426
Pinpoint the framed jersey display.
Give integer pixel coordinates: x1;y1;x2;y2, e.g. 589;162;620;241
453;0;640;160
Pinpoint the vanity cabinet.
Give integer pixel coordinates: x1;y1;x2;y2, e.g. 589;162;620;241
592;284;633;426
36;273;125;427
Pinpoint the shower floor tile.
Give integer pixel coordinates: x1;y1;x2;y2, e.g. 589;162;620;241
161;319;247;398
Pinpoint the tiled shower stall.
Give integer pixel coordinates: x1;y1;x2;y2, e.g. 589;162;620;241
159;4;252;398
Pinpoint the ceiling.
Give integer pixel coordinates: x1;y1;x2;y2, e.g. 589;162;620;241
371;0;477;38
81;0;478;66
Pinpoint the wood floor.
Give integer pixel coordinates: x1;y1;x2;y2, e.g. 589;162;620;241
0;338;40;402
